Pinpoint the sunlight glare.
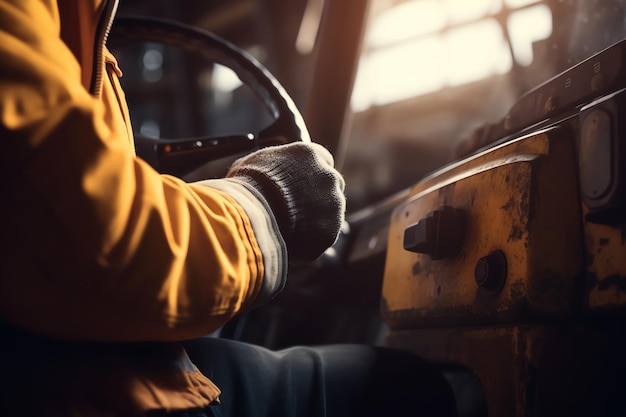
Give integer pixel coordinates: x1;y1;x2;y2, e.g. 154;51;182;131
367;0;446;48
296;0;324;54
444;19;512;86
211;64;243;92
352;36;445;110
507;4;553;66
505;0;539;8
352;0;553;112
443;0;501;24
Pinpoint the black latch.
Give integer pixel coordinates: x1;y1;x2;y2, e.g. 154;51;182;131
403;206;467;260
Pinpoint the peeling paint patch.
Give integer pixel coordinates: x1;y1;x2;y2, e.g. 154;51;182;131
510;281;526;301
508;224;525;242
412;261;422;275
598;275;626;292
501;197;515;211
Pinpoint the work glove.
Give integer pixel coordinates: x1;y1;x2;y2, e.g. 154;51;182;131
226;142;346;263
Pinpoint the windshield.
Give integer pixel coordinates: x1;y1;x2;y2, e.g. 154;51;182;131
113;0;626;213
342;0;626;212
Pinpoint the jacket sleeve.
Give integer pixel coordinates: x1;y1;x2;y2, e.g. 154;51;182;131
0;0;287;341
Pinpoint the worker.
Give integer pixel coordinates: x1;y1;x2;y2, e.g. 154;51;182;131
0;1;457;416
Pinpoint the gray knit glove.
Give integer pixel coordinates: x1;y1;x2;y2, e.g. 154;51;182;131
226;142;346;263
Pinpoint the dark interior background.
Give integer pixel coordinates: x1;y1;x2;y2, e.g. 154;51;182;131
112;0;626;214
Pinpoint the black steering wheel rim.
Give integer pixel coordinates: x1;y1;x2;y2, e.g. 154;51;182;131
109;16;311;177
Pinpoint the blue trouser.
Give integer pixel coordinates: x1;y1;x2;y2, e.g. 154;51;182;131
163;337;458;417
0;325;457;417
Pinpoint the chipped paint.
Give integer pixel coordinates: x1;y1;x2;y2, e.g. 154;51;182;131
382;129;583;328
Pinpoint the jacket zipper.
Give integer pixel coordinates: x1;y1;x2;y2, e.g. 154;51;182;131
89;0;119;96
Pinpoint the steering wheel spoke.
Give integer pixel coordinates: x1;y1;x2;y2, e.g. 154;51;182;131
134;133;259;177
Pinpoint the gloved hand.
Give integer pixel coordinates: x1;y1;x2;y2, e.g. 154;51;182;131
226;142;346;263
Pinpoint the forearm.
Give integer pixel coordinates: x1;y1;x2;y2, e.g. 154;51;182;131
0;159;275;341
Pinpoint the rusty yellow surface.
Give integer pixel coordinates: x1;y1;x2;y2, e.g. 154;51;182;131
382;127;584;328
386;323;614;417
584;217;626;309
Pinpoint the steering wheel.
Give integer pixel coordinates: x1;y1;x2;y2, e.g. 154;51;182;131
109;16;310;177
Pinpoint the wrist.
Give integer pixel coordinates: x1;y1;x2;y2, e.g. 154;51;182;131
227;171;294;237
193;178;288;306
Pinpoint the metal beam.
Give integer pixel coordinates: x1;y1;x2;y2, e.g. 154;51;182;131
303;0;370;167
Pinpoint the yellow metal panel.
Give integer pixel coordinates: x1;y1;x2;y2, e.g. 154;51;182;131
584;216;626;309
382;128;584;328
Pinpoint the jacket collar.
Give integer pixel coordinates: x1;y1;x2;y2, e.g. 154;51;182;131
58;0;119;95
91;0;119;94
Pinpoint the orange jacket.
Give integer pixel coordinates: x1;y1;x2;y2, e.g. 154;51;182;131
0;0;286;413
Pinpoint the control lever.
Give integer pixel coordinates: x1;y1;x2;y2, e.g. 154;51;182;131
403;206;467;260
